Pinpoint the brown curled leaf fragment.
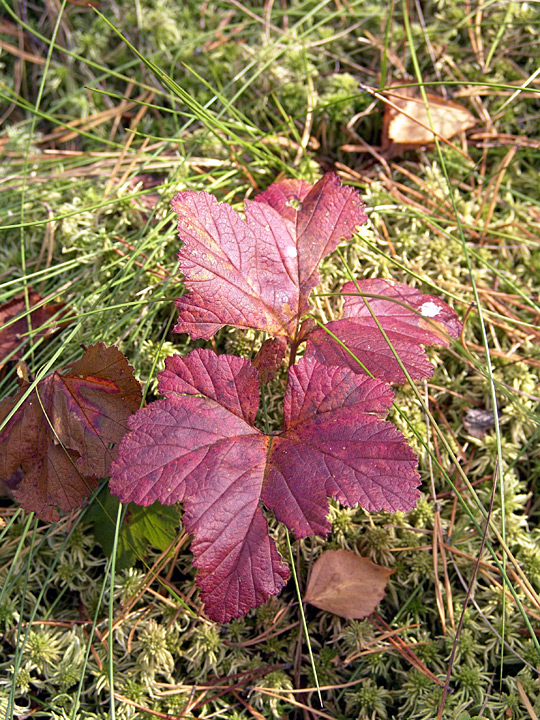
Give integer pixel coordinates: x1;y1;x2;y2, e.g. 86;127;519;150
252;337;287;385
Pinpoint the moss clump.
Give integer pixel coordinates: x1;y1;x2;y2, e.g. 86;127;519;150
1;0;540;718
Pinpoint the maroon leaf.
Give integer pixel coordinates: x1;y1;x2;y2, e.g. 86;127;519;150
254;178;313;221
251;337;287;385
159;350;259;423
0;290;70;368
263;358;419;537
0;344;141;521
109;349;419;622
110;349;287;622
305;278;462;383
172;172;367;341
268;173;368;299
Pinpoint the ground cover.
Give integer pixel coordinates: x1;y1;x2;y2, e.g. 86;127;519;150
1;1;540;718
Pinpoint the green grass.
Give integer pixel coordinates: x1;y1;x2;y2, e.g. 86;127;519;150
1;1;540;718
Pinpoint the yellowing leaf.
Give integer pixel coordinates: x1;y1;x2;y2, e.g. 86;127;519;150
304;549;393;619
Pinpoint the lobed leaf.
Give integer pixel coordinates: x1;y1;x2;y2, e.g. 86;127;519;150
263;358;419;538
172;172;367;342
254;178;313;222
0;344;141;521
159;350;260;424
109;349;419;622
304;278;462;383
256;173;368;297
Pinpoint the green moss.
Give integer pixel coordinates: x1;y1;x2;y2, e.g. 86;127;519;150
345;678;392;719
2;0;540;717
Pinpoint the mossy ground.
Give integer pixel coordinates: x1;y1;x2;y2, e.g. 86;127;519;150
1;1;540;718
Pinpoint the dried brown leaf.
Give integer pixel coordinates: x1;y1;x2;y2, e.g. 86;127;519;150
251;337;287;385
382;86;476;150
304;549;394;619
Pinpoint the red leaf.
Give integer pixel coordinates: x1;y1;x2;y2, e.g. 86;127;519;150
0;344;141;521
172;173;367;341
305;278;462;383
254;178;314;221
109;349;419;622
0;290;69;368
159;350;259;423
263;358;419;537
271;173;368;299
251;337;287;385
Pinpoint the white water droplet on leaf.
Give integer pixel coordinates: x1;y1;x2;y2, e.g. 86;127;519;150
420;301;441;318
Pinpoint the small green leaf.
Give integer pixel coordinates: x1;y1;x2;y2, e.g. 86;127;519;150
90;486;181;569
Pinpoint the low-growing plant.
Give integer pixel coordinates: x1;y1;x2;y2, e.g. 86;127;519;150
108;171;461;621
0;172;461;623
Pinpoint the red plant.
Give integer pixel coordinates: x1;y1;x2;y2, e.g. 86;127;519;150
109;172;462;622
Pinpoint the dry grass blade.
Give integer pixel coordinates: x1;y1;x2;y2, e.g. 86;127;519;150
371;613;445;687
516;679;540;720
0;38;46;65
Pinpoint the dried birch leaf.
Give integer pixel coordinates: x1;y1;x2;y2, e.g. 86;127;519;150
304;549;394;619
382;85;476;150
